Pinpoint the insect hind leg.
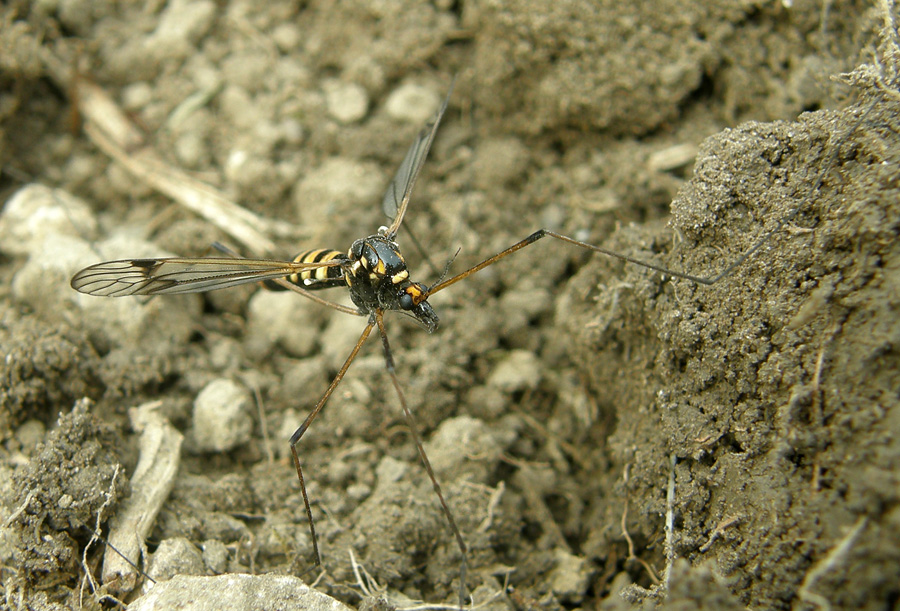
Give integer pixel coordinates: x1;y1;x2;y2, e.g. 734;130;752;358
373;310;469;608
289;321;376;566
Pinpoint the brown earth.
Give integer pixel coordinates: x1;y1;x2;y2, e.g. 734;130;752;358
1;1;898;610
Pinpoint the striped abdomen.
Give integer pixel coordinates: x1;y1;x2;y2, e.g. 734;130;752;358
266;248;347;291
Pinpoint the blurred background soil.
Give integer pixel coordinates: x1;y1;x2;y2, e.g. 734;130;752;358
1;1;898;610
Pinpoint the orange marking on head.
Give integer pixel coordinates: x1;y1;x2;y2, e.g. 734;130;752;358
406;284;426;306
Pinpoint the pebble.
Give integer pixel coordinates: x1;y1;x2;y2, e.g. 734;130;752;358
121;81;154;111
130;573;353;611
244;290;319;359
319;309;370;364
548;548;592;603
487;350;542;393
278;358;329;414
473;137;529;190
271;23;301;53
144;0;216;62
0;184;97;256
14;419;46;455
426;415;517;479
200;539;229;574
324;80;369;124
374;455;409;489
191;379;253;452
145;537;206;586
293;157;384;224
384;82;441;125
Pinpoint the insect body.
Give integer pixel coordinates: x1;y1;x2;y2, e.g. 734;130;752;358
265;238;437;330
275;248;347;290
70;82;864;604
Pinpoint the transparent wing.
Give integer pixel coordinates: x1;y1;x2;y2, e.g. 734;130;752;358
382;82;454;238
70;257;342;297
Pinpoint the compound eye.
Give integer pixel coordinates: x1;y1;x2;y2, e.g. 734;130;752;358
399;292;415;311
349;240;364;259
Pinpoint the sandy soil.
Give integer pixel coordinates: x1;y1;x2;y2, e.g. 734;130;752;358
1;1;898;610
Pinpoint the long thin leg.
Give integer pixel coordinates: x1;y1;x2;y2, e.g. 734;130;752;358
290;321;375;565
427;228;717;298
374;310;468;607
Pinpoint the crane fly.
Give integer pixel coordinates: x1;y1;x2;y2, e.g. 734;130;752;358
71;81;866;605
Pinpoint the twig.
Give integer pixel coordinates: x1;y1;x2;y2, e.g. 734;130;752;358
663;454;677;592
83;464;120;592
250;382;275;465
698;515;743;553
478;481;505;533
101;402;183;596
797;517;867;610
349;548;383;598
3;491;36;528
41;50;294;254
620;464;660;585
85;119;283;254
80;465;128;607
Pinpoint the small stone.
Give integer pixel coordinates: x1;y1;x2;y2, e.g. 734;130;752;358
487;350;542;393
324;80;369;124
465;385;508;421
279;358;329;412
272;23;301;52
293;157;384;228
15;419;46;455
191;379;253;452
129;573;353;611
144;0;216;62
201;539;229;574
426;415;512;478
548;548;592;603
218;85;262;131
385;82;441;125
145;537;206;587
121;81;154;111
223;150;276;195
245;290;319;359
176;129;212;168
0;184;97;256
346;483;372;502
473;137;529;190
375;456;409;489
319;310;370;364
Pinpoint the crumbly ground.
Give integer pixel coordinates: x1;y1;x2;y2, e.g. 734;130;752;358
1;1;898;610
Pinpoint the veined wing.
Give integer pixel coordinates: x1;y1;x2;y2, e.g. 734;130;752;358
70;257;343;297
382;81;454;238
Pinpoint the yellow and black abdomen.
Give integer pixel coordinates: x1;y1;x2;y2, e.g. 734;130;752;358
266;248;348;291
